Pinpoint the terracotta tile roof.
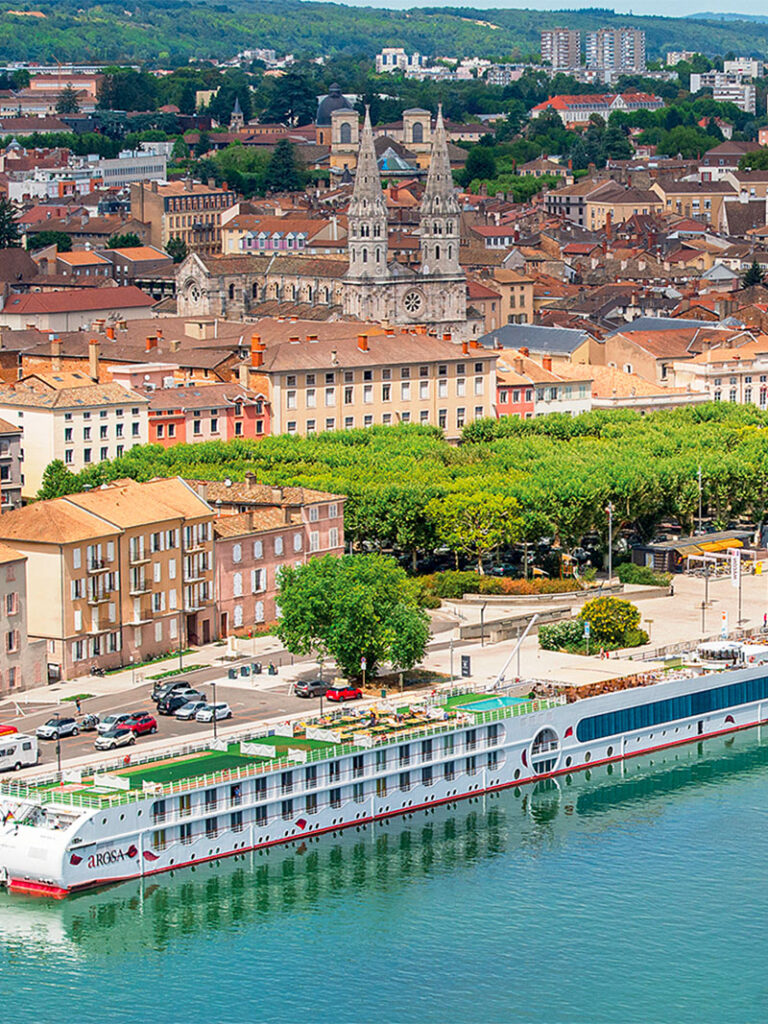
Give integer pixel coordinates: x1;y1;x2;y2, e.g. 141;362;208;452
192;479;344;507
467;280;502;300
2;286;154;315
0;417;19;435
0;376;146;409
56;251;111;266
105;246;169;261
66;477;212;528
213;509;286;537
147;383;263;412
0;542;24;566
0;500;116;544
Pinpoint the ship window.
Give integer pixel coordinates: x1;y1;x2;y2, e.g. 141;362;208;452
576;676;768;743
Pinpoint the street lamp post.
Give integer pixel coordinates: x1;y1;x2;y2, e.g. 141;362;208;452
56;728;61;776
606;502;614;584
178;610;184;672
211;677;217;740
697;465;703;534
480;603;487;647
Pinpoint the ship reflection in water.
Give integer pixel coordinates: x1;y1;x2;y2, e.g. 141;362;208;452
1;727;766;959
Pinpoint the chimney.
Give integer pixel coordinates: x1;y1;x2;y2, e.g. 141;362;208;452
469;339;480;350
330;349;338;365
156;328;163;342
542;355;552;372
88;338;99;380
184;177;194;192
106;325;115;341
513;356;524;374
151;180;158;193
250;333;264;367
461;340;469;354
307;334;318;343
51;338;62;371
169;338;180;352
239;361;249;388
244;471;258;490
605;211;612;241
442;332;451;343
145;335;157;352
520;347;529;357
289;335;300;345
357;333;368;352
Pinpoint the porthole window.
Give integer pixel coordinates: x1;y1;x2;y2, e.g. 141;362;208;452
514;768;520;780
584;752;591;763
565;756;572;767
607;746;614;757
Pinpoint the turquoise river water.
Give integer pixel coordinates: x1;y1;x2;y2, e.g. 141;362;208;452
2;727;768;1023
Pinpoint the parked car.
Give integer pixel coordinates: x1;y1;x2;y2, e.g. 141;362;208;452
158;691;205;716
125;712;157;736
195;703;233;722
174;700;208;720
151;679;192;704
36;717;79;740
295;679;328;698
325;684;363;702
97;713;133;735
94;727;136;751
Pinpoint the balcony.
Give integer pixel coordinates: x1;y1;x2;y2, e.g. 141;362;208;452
86;620;111;635
183;569;207;584
184;542;207;555
87;558;110;574
128;605;153;625
87;591;111;606
129;550;150;566
129;582;149;596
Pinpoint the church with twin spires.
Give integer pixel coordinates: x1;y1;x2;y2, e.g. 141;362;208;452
342;105;469;337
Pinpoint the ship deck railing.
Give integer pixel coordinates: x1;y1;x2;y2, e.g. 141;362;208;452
0;696;565;811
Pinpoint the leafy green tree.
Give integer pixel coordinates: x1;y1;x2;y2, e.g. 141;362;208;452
0;196;20;248
276;554;430;679
55;84;80;115
601;122;633;161
98;68;159;112
743;260;764;288
27;230;71;252
166;237;188;263
194;131;211;158
427;492;521;572
739;150;768;171
265;139;304;192
261;70;316;126
106;232;141;249
461;144;497;186
37;460;78;500
171;136;190;161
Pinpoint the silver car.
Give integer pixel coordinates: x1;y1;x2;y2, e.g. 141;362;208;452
97;713;133;735
36;717;79;740
175;700;208;720
94;727;136;751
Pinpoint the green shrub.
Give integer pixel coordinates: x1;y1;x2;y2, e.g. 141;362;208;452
538;620;583;650
623;627;650;648
578;596;641;646
616;562;671;587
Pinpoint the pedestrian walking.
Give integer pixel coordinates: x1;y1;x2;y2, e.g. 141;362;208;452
75;697;82;715
669;582;675;597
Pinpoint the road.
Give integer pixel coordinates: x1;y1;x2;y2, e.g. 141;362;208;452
3;666;319;768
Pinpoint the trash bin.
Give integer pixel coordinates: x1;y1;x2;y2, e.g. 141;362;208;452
268;663;277;676
240;665;250;677
380;688;387;699
228;668;237;680
252;662;262;674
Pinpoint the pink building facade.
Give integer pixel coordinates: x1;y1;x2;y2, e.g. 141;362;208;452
210;483;346;635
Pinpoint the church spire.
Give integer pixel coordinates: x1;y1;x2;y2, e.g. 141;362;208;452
349;106;386;218
421;104;457;213
346;106;388;282
419;103;461;277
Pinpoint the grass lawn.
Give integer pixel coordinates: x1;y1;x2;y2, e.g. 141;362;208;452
116;751;268;789
442;692;488;710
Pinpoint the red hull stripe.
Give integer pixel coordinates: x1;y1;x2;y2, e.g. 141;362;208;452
8;715;765;897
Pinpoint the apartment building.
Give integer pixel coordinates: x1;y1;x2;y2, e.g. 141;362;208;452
0;543;47;693
690;72;756;114
586;28;646;76
0;478;216;678
0;368;149;498
375;48;429;74
199;478;345;633
0;418;22;511
541;29;581;72
146;382;270;447
130;179;238;256
650;179;737;226
242;331;498;441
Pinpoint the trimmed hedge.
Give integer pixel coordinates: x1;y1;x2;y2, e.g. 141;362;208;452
418;571;582;605
616;562;671;587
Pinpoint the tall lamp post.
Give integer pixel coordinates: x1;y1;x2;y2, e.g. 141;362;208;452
697;465;703;534
211;677;218;741
606;502;614;584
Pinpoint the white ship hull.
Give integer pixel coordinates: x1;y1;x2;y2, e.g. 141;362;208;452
2;663;768;896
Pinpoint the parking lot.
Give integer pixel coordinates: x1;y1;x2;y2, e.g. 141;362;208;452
1;666;321;767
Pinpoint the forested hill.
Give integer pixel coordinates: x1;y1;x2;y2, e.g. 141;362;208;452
3;1;768;65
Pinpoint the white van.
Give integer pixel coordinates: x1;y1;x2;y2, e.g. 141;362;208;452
0;734;38;772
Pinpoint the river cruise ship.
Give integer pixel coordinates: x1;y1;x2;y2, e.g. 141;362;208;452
2;661;768;897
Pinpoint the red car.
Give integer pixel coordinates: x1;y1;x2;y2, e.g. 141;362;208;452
325;684;363;703
126;712;158;736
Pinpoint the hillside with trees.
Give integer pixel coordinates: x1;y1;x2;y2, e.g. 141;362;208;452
2;1;768;64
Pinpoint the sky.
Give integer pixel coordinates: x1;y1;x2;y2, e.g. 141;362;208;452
325;0;768;14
